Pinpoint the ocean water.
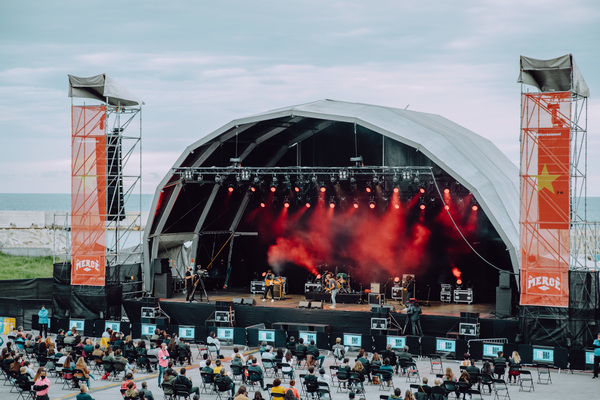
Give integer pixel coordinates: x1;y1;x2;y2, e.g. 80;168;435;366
0;193;154;212
1;193;600;221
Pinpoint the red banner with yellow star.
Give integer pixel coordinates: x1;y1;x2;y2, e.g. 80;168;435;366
520;92;570;307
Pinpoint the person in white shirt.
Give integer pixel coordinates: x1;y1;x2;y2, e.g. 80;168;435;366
316;368;331;386
230;347;246;363
207;331;221;357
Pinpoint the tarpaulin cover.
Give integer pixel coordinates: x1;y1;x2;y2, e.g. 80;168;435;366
518;54;590;97
0;279;52;300
68;74;144;106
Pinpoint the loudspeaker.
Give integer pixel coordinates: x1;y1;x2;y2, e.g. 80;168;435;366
153;259;170;275
298;301;310;308
154;273;173;298
242;298;256;306
499;271;510;288
496;287;512;317
106;129;125;221
310;301;323;309
369;293;384;305
233;298;244;305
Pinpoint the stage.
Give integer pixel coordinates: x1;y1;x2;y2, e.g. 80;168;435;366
122;287;518;344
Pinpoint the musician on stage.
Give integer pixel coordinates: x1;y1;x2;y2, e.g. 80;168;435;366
185;266;196;303
327;273;339;309
262;269;277;302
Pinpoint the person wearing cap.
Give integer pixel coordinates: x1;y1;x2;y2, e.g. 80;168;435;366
316;367;331;386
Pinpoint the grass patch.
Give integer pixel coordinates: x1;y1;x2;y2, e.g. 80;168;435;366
0;252;54;279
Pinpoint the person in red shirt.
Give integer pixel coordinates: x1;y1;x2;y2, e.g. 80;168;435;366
286;379;300;399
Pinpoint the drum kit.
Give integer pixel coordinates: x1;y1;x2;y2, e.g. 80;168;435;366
314;265;353;293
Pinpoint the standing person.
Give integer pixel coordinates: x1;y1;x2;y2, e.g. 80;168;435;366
33;370;51;400
38;305;49;339
327;274;339;309
262;270;277;302
185;266;196;303
406;299;423;336
593;332;600;379
158;342;169;388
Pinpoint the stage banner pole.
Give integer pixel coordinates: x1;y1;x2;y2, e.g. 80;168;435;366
520;92;570;307
71;105;107;286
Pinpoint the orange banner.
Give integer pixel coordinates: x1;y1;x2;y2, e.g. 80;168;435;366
71;105;107;286
520;92;570;307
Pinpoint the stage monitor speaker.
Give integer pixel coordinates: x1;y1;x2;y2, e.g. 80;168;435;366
496;287;512;317
368;293;385;305
154;273;173;298
499;271;510;288
310;301;323;309
233;298;243;305
242;298;256;306
298;301;310;309
460;312;480;323
153;258;170;275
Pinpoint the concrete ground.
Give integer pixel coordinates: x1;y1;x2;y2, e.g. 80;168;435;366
2;335;599;400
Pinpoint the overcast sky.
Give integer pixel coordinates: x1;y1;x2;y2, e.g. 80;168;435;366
1;0;598;195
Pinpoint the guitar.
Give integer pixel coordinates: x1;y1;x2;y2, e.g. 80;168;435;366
324;279;341;292
265;277;282;286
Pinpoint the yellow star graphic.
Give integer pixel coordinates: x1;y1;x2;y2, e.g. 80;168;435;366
533;164;560;193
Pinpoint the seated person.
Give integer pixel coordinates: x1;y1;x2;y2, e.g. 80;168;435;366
246;357;265;389
443;367;456;382
231;347;246;364
332;337;345;361
76;384;94;400
214;368;236;397
207;332;221;357
466;359;480;375
114;349;135;375
139;381;155;400
430;378;446;395
270;378;285;397
388;388;402;400
177;339;192;365
201;359;214;375
124;381;138;399
162;368;176;395
306;340;325;368
294;338;307;360
213;359;224;375
173;367;200;396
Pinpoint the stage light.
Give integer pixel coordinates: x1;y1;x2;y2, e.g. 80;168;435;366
270;176;278;192
316;274;322;279
369;197;376;209
262;272;266;277
339;169;349;180
329;197;336;208
372;175;380;185
394;276;400;283
394;203;400;209
444;188;450;195
330;175;337;183
250;186;256;192
444;204;450;210
319;182;327;193
183;170;194;180
402;170;411;180
365;182;372;193
329;202;335;209
215;175;222;184
419;198;426;210
420;204;426;210
472;205;478;211
350;176;357;191
227;185;234;193
270;186;277;193
260;202;266;208
283;197;290;208
241;170;250;180
393;187;399;194
294;186;301;192
419;187;425;194
305;202;311;208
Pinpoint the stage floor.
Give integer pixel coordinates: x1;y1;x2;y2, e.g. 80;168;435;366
164;288;496;318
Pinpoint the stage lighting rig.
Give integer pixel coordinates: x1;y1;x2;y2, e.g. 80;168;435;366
339;169;349;180
182;169;194;180
215;175;222;184
241;169;251;180
319;182;327;193
270;175;278;192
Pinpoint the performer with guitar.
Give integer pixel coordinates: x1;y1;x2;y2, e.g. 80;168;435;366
185;266;196;303
326;273;340;309
262;269;278;302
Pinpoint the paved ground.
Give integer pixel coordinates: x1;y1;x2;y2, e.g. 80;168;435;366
2;335;599;400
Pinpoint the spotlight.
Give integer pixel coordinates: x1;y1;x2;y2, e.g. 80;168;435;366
394;203;400;210
228;184;234;193
305;202;311;208
369;197;376;209
353;198;359;209
270;185;277;193
444;188;450;195
402;170;411;180
283;197;290;208
339;169;349;180
241;170;250;180
294;186;301;193
444;204;450;210
394;276;400;284
329;197;336;209
472;205;478;211
260;202;266;208
419;187;425;194
365;182;372;193
330;175;336;184
393;187;399;194
372;176;380;185
215;175;222;184
350;176;357;191
319;182;327;193
249;185;257;193
420;203;426;210
419;198;426;210
183;170;194;180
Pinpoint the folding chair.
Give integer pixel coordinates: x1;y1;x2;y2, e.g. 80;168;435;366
534;363;552;385
317;382;332;400
443;380;459;399
230;364;245;382
429;354;443;374
262;358;277;377
279;362;294;381
173;383;191;400
378;369;394;391
215;380;233;400
161;381;175;400
491;379;510;400
518;370;534;392
200;372;216;394
406;362;420;383
336;369;349;392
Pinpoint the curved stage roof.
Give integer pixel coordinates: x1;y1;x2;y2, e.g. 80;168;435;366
144;99;519;292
